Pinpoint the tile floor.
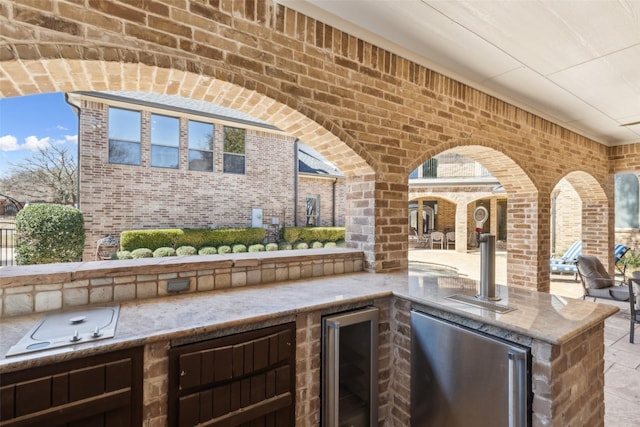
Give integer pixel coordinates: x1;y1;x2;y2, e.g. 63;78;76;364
409;249;640;427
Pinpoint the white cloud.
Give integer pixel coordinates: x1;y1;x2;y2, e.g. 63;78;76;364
22;135;51;151
56;125;69;131
0;135;19;151
0;134;76;152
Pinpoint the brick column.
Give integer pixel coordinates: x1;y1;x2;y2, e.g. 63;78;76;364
507;192;550;291
582;199;613;272
490;197;498;235
346;174;408;272
455;202;468;253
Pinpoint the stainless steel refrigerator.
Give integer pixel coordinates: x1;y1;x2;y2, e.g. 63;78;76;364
411;310;530;427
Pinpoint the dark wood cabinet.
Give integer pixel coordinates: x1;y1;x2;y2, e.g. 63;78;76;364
169;323;295;427
0;347;143;427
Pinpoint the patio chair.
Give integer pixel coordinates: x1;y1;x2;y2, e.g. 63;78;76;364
614;243;630;276
629;272;640;343
550;240;582;277
550;241;630;279
445;231;455;249
431;231;444;249
575;255;629;303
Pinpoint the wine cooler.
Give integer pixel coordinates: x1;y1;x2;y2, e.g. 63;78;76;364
322;306;379;427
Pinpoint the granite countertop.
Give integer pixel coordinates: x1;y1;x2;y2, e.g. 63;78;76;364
0;271;619;372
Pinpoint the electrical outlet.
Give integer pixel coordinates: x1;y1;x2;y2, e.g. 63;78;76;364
167;278;190;293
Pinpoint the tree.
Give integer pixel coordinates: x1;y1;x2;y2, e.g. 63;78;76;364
1;145;77;205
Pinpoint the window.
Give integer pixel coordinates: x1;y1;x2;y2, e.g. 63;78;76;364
108;107;141;165
615;173;639;228
306;195;320;226
150;114;179;169
188;120;214;172
223;126;245;174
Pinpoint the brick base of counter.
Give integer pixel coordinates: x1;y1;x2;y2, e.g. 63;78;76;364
123;296;605;427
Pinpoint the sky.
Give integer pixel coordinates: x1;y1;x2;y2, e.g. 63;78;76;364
0;92;78;179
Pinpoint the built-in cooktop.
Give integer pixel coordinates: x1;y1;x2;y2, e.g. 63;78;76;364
5;305;120;357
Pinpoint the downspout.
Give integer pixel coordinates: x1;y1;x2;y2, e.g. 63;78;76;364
64;93;81;209
293;139;299;227
332;178;337;226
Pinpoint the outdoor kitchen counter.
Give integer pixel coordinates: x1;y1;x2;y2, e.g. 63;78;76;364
0;271;618;372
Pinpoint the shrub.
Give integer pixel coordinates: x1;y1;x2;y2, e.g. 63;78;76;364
336;240;347;248
176;246;197;256
232;244;247;253
248;244;265;252
153;247;176;257
131;248;153;259
293;242;309;250
281;227;345;244
311;241;324;249
265;243;279;251
198;246;217;255
625;249;640;270
15;203;85;265
218;245;231;254
120;229;181;252
278;242;292;250
115;251;132;260
120;227;266;251
324;242;337;248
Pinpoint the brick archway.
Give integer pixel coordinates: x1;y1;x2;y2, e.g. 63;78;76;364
554;171;613;271
1;0;617;277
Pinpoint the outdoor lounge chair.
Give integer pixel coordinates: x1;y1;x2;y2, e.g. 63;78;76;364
575;255;629;303
628;271;640;343
549;240;582;276
550;241;630;279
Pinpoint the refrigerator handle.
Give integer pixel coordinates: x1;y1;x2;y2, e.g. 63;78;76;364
508;350;527;427
326;320;341;427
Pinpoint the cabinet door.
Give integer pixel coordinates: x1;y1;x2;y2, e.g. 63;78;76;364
169;323;295;427
0;347;143;427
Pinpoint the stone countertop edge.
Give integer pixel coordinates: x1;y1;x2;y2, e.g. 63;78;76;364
0;271;619;372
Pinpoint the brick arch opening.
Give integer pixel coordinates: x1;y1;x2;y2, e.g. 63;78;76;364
407;143;547;289
1;59;374;178
552;170;613;270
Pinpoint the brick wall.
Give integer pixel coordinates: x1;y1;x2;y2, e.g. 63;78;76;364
77;97;311;259
1;0;636;280
297;176;346;227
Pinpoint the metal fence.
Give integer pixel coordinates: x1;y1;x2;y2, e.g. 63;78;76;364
1;218;16;267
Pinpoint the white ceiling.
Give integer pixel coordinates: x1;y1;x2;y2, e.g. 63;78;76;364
277;0;640;146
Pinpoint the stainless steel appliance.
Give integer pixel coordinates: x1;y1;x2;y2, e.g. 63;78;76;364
322;306;379;427
6;305;120;357
411;310;530;427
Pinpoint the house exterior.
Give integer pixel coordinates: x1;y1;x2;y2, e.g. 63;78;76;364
67;92;346;260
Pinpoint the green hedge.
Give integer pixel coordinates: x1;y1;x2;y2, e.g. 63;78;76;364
280;227;345;244
15;204;85;265
120;227;266;251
